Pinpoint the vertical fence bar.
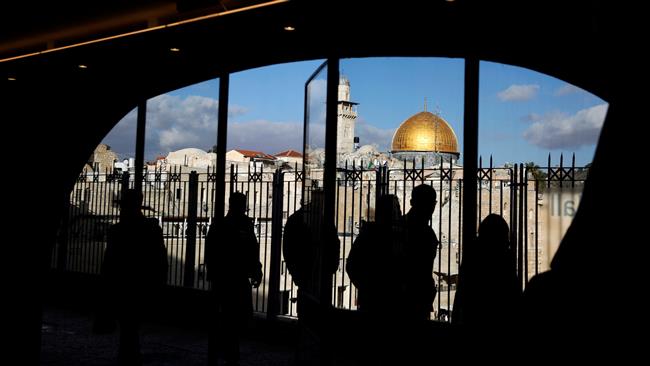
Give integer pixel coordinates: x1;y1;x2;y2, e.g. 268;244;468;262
523;164;529;285
341;163;349;309
558;154;564;188
534;179;539;276
510;165;518;283
457;178;463;267
517;164;525;290
478;156;483;224
347;163;357;310
436;159;443;315
571;153;576;188
488;156;493;214
447;160;453;320
500;177;504;217
183;171;198;288
267;169;284;319
262;177;270;312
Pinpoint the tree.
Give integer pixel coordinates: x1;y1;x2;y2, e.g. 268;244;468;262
525;161;547;181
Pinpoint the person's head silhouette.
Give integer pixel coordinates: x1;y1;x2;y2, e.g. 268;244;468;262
228;192;247;216
375;194;401;227
120;189;143;220
478;213;510;250
410;184;437;221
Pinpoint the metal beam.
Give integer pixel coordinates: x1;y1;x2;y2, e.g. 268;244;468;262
462;58;479;250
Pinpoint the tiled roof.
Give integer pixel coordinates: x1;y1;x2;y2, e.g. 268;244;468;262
274;149;303;158
233;149;276;160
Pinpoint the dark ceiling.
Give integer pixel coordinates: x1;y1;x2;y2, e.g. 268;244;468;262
1;0;631;102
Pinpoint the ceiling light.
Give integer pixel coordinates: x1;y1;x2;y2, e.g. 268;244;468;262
78;64;88;69
284;26;295;31
170;47;180;52
7;77;16;81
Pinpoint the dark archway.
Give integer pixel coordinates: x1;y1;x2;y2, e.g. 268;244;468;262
3;1;636;363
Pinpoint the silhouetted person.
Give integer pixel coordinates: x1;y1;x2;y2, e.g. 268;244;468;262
346;185;438;364
100;189;168;366
452;214;521;348
347;194;402;315
206;192;263;366
282;202;312;291
282;192;340;364
346;194;402;365
386;184;439;363
401;184;439;321
283;200;340;308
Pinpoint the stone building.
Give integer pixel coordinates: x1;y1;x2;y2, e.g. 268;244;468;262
274;149;303;166
89;143;118;172
166;148;216;169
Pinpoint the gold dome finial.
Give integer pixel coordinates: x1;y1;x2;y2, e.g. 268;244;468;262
424;97;427;112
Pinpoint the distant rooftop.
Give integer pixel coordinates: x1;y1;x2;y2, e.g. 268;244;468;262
232;149;276;160
274;149;302;158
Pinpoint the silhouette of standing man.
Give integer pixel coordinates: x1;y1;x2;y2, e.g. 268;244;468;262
282;198;340;314
206;192;263;366
101;189;168;366
346;194;403;366
401;184;439;320
388;184;439;364
452;213;520;330
346;194;403;315
282;191;340;364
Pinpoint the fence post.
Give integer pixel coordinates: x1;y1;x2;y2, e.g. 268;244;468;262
375;165;387;209
266;169;285;319
230;163;236;195
518;163;525;290
184;171;199;288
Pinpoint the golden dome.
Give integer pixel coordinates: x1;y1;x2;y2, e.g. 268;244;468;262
391;111;459;154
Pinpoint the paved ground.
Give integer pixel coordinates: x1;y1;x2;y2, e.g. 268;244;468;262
41;305;298;365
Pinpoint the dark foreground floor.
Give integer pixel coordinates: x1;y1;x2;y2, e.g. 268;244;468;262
41;305;299;366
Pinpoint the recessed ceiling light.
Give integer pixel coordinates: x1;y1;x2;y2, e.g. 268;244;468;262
445;0;456;2
284;26;295;31
78;64;88;69
7;77;16;81
170;47;180;52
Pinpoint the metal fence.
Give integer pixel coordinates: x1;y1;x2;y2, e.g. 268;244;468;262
52;155;587;321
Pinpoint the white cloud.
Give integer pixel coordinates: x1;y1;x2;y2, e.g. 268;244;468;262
102;94;247;159
523;103;608;149
554;84;584;96
100;108;138;158
355;118;395;151
159;127;201;150
228;120;304;154
497;84;540;101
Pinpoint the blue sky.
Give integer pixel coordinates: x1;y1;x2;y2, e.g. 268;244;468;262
102;57;607;166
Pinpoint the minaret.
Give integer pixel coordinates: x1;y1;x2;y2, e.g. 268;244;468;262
337;76;358;155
